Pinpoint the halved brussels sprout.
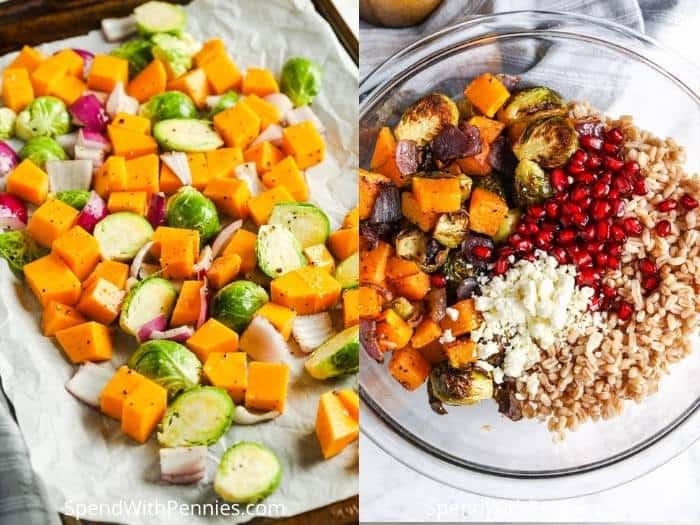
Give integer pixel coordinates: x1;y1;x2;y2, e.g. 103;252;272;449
389;297;415;320
394;227;428;262
429;362;494;406
15;96;71;140
212;280;269;332
514;159;553;208
55;190;91;210
443;250;478;282
433;210;469;248
110;37;154;77
493;208;521;243
139;91;197;123
19;136;67;168
0;230;48;277
151;33;201;80
128;340;202;399
457;174;473;201
394;93;459;146
512;116;578;168
472;172;508;202
497;86;565;126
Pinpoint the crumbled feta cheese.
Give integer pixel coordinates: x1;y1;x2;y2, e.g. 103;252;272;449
445;307;459;321
492;367;504;384
438;329;455;344
476;360;494;372
526;373;540;396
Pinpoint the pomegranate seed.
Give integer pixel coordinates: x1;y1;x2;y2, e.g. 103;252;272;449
586;241;604;254
558;228;576;244
571;212;589;228
595;221;610;241
605;127;624;144
541;222;557;233
575;171;596;185
589;295;601;312
516;223;530;235
571;185;590;202
514;238;533;253
534;232;553;250
552;246;568;264
632;177;647;196
572;149;588;164
562;202;581;215
655;220;671;237
577;268;599;287
610;224;627;242
657;199;677;212
596;253;609;268
472;245;493;260
603;156;624;171
601;285;617;298
617;301;634;321
573;251;593;268
599;171;613;185
580;135;603;150
607;188;620;200
641;275;660;292
590;199;611;220
623;160;640;177
509;233;523;247
500;246;515;258
611;198;626;218
550;168;569;192
612;175;633;195
602;142;620;155
607;255;621;269
522;252;536;262
585;153;602;170
580;224;596;242
638;258;657;275
527;222;539;235
493;258;509;275
528;205;546;220
545;201;560;219
591;181;610;198
680;194;699;210
567;161;585;175
580;196;593;210
623;217;643;236
430;274;447;288
608;243;623;257
554;191;569;203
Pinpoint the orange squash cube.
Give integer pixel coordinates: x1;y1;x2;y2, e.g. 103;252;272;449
201;53;242;94
388;346;431;391
203;351;247;403
185;152;209;189
464;73;510;118
2;68;34;112
93;155;127;198
207;255;241;289
439;299;479;337
303;244;335;274
84;260;130;290
254;302;296;340
392;271;431;301
206;147;244;179
47;74;86;106
411;319;442;349
241;68;279;97
55;321;112;364
52;225;101;281
222;229;257;273
152;226;200;258
107;125;158;159
412;177;462;213
203;176;250;218
7;45;45;72
27;199;79;248
107;191;148;215
270;266;341;315
87;55;128;92
342;207;359;230
121;378;167;443
170;280;203;327
30;59;66;96
167;68;209;108
315;390;358;458
41;300;86;337
24;254;81;307
243;141;284;174
376;309;413;352
247;185;295;226
342;288;359;328
159;163;183;195
261;156;308;201
327;228;359;262
160;237;196;279
186;318;239;362
213;102;261;150
111;112;151;135
444;339;477;368
77;277;126;325
193;38;225;67
401;191;439;232
468;187;508;237
127;59;167;103
6;159;48;206
100;366;147;419
282;121;325;170
52;49;84;78
358;286;385;319
336;389;359;421
370;127;407;187
245;361;289;413
241;94;281;129
124;153;159;193
359;169;390;220
360;241;392;286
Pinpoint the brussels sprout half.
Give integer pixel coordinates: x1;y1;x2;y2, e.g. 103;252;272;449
151;33;201;80
433;210;469;249
429;362;494;406
15;96;71;141
394;93;459;146
514;159;553;208
140;91;197;123
0;230;48;276
497;86;566;126
512;115;578;168
0;107;17;139
110;37;154;77
19;136;67;168
128;340;202;399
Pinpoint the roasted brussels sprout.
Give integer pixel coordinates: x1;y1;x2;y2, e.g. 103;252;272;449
514;159;553;208
0;108;16;139
166;186;220;242
16;96;71;140
140;91;197;123
497;86;565;126
455;97;476;120
429;362;494;406
389;297;415;320
511;116;578;168
493;208;521;243
419;238;449;274
457;174;473;201
395;227;428;262
280;57;324;107
443;250;478;282
472;172;508;202
19;136;67;168
394;93;459;146
433;209;469;248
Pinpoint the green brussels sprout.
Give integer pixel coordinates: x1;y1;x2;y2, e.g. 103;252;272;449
151;33;201;80
389;297;415;320
128;340;202;399
0;230;48;276
514;159;553;208
458;174;473;201
212;280;269;332
19;136;67;168
429;362;494;406
497;86;565;126
54;190;90;210
280;57;323;107
443;250;477;283
394;227;428;262
166;186;220;242
15;96;71;141
394;93;459;146
0;107;17;139
110;37;154;77
472;171;512;205
512;116;578;169
433;210;469;248
139;91;197;123
134;1;187;36
208;91;239;118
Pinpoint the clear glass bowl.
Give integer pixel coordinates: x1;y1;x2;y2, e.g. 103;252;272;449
359;11;700;499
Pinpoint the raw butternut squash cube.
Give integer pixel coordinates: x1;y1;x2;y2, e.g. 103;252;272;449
99;366;147;419
167;68;209;108
87;54;128;92
261;156;308;201
203;176;250;218
376;309;413;352
439;299;479;337
206;147;244;179
124;153;159;193
111;112;151;135
243;141;284;174
107;191;148;215
245;361;289;413
401;191;439;232
248;185;295;226
281;121;325;170
52;225;101;281
30;59;66;96
93;155;127;198
193;38;226;67
159;163;183;195
2;68;34;113
7;45;45;72
203;352;247;403
336;389;359;421
127;59;167;103
254;303;296;340
170;280;203;327
327;227;359;262
241;94;281;129
160;237;195;279
464;73;510;118
84;260;129;290
201;53;242;94
303;244;335;274
186;152;209;189
108;125;158;159
388;346;431;391
241;68;279;97
213;102;261;150
77;277;126;325
315;390;358;459
24;254;81;306
222;229;257;273
342;288;359;327
6;159;48;205
412;177;462;213
186;318;239;362
207;255;241;289
55;321;112;364
121;378;167;443
27;199;79;248
444;339;477;368
152;226;200;258
342;207;359;229
52;49;84;78
47;74;86;106
270;266;341;315
41;300;86;336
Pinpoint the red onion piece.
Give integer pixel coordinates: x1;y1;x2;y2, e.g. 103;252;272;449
130;240;154;279
56;132;79;156
252;124;283;147
0;216;26;232
137;313;167;342
76;191;107;233
211;220;242;258
70;94;109;132
0;192;28;224
146;193;167;229
78;128;111;152
0;141;19;178
426;287;447;322
65;362;114;408
71;48;94;79
101;15;137;42
162;469;206;485
150;325;195;343
197;277;209;329
360;319;383;363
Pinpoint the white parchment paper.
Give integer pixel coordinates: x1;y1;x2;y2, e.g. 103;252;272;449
0;1;358;523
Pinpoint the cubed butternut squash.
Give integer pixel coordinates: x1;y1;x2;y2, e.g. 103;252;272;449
303;244;335;274
87;55;129;92
187;152;209;190
207;255;241;289
2;68;34;112
27;198;79;248
203;176;250;218
213;102;261;150
342;288;359;327
152;226;200;258
201;53;242;94
77;277;126;325
203;351;247;403
468;187;508;236
245;361;289;413
30;59;66;96
444;339;477;368
124;153;159;193
247;185;295;226
376;309;412;352
41;301;86;337
107;125;158;159
270;266;341;315
261;156;308;201
359;240;392;285
315;390;358;459
455;138;491;176
464;73;510;118
281;121;324;170
167;68;209;108
241;68;279;97
327;227;359;262
6;159;48;206
241;94;281;129
439;299;479;336
121;378;167;443
358;286;385;319
159;163;183;195
336;389;359;421
370;127;408;187
467;115;505;144
206;147;244;179
359;169;390;220
52;49;84;78
222;229;257;273
254;302;296;340
193;38;225;67
93;155;127;198
342;207;359;230
7;45;45;72
52;225;101;281
391;271;430;301
243;141;284;174
47;74;86;106
388;346;431;390
401;191;439;232
126;59;167;103
186;318;239;362
24;254;81;306
111;112;151;135
55;321;112;364
107;191;148;216
410;319;442;348
83;260;129;290
100;366;147;420
412;177;462;213
170;280;203;327
160;237;196;279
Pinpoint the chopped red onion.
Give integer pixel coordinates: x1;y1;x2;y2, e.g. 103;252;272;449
130;240;154;279
0;141;19;178
0;192;28;224
264;93;293;117
137;313;167;342
71;48;94;79
252;124;284;147
284;105;325;133
149;325;195;343
76;191;107;233
70;94;109;132
197;277;209;329
146;193;167;229
47;160;93;193
65;363;114;408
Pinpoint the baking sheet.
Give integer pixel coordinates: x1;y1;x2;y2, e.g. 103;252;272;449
0;0;358;523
